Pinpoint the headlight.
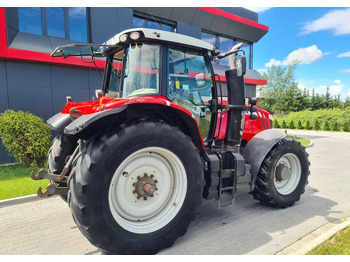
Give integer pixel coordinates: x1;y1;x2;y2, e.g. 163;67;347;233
119;34;128;42
130;31;140;40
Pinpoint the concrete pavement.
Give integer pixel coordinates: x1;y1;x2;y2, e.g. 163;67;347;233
0;129;349;255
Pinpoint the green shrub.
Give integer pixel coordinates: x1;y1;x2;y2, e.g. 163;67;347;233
273;118;280;128
0;110;51;167
323;120;330;131
343;122;350;132
297;120;304;129
305;120;312;130
314;119;320;130
289;120;295;129
332;121;339;131
282;119;287;128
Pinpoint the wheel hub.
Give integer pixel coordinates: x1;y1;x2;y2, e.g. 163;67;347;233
275;163;291;181
133;173;158;199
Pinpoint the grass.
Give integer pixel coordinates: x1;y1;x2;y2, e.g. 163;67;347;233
307;226;350;255
287;135;312;146
0;163;48;200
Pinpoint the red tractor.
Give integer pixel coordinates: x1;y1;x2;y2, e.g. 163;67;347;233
31;28;310;255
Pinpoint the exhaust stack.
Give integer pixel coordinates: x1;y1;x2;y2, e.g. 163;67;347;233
223;68;246;150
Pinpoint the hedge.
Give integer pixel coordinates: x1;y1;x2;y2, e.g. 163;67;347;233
273;107;350;132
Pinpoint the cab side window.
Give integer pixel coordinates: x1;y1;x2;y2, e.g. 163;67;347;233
168;47;213;138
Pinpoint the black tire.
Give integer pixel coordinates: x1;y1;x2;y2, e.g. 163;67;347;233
252;138;310;208
47;133;78;201
68;119;204;255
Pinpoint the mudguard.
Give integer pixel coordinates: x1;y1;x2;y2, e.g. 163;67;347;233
242;128;287;192
64;105;128;137
47;113;71;132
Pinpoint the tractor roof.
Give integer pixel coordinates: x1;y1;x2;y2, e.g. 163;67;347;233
104;28;215;52
51;28;215;59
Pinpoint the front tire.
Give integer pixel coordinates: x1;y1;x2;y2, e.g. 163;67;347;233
252;138;310;208
68;119;203;254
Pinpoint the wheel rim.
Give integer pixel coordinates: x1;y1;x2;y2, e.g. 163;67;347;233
273;153;301;195
108;147;187;234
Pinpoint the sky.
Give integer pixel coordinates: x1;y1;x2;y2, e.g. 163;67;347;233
6;1;350;100
250;7;350;100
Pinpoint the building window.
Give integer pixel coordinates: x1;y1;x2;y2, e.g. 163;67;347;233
201;32;217;47
46;7;65;38
133;16;147;28
18;7;42;35
219;36;234;66
133;12;176;32
18;7;89;43
201;31;253;68
69;7;88;42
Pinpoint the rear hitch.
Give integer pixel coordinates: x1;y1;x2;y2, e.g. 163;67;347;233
37;183;68;198
31;140;81;198
31;169;68;183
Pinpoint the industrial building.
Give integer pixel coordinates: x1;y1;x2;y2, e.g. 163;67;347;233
0;7;268;163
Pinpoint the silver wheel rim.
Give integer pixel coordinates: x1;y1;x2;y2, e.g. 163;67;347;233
108;147;187;234
273;153;301;195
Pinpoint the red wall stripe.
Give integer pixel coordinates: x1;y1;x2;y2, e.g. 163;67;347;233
196;7;269;32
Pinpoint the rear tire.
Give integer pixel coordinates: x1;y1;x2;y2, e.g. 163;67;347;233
68;119;203;254
252;138;310;208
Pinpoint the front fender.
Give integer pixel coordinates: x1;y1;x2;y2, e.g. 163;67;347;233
242;128;287;192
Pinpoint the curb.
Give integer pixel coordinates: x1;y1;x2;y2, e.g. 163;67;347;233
283;129;314;148
276;217;350;255
304;140;314;148
0;194;42;208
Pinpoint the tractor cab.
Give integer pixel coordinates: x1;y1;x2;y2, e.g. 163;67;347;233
51;28;248;145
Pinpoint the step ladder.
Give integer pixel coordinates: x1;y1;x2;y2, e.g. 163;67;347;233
216;153;236;208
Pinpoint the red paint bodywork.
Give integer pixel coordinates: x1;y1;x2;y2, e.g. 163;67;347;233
63;95;272;148
213;98;272;143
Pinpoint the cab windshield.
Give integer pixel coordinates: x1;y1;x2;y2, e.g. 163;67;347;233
120;43;161;98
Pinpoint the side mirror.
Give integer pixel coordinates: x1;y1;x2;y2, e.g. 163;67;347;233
236;55;246;76
249;97;259;106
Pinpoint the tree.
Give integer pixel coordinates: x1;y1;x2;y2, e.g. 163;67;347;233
289;120;295;129
344;97;350;108
332;121;339;131
314;118;320;130
282;119;288;128
297;120;304;129
259;63;299;114
323;120;330;131
273;118;280;128
324;86;331;109
284;85;304;112
305;120;312;130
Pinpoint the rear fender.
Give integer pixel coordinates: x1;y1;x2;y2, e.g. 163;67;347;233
57;103;205;152
242;128;287;192
47;113;71;133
